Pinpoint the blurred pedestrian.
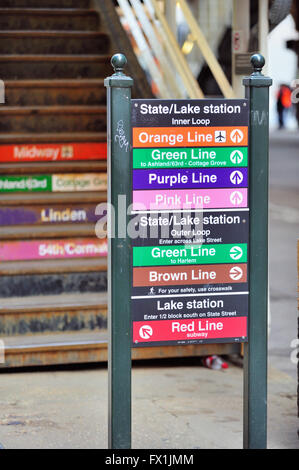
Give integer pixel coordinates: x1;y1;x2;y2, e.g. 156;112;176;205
276;83;292;129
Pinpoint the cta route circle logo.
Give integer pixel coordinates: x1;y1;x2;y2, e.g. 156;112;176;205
230;170;244;185
230;190;243;205
139;325;153;340
230;149;244;165
229;246;243;260
230;129;244;144
229;266;243;281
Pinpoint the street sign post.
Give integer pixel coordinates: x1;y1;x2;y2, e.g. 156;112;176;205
105;53;271;450
243;53;272;450
105;54;133;450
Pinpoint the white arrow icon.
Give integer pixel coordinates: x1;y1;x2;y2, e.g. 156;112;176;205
230;129;244;144
230;170;244;185
229;246;243;260
230;191;243;205
229;266;243;280
230;150;244;164
139;325;153;340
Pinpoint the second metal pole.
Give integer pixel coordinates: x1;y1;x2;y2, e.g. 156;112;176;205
105;54;133;449
243;54;272;449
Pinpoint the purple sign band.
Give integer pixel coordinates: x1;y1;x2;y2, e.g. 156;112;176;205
133;168;248;190
0;205;100;226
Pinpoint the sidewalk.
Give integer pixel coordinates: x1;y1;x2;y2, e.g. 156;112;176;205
0;130;298;450
0;357;297;449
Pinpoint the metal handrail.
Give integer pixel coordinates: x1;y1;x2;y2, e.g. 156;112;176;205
177;0;235;98
116;0;235;99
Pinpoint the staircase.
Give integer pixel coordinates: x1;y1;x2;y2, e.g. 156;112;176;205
0;0;144;368
0;0;241;367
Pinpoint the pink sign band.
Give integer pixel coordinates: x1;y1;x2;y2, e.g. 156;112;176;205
0;238;108;261
133;188;248;211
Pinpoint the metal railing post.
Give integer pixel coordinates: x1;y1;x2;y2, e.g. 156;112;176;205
104;53;133;449
243;53;272;449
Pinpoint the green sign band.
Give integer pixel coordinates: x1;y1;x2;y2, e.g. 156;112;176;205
133;147;248;169
133;243;247;266
0;174;107;193
0;175;52;192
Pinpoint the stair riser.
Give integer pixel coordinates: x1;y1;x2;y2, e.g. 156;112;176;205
0;60;111;79
0;36;110;55
1;342;240;369
2;0;90;7
5;85;106;106
0;13;99;31
0;308;107;336
0;272;107;297
0;162;107;175
0;113;107;133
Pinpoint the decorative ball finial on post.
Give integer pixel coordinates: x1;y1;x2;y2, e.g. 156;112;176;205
111;53;127;76
250;53;265;75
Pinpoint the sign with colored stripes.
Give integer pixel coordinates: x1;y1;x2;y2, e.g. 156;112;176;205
133;126;248;148
132;168;248;190
0;204;100;226
0;142;107;163
131;99;249;347
133;147;248;169
0;238;107;261
133;243;247;267
132;264;248;288
0;173;107;192
132;211;249;247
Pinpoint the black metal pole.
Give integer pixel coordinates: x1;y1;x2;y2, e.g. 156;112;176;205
104;53;133;449
243;54;272;449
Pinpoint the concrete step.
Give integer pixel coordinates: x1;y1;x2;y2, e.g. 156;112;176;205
0;160;107;174
0;330;240;368
0;161;107;177
0;131;106;143
0;257;107;276
0;105;107;133
0;8;99;31
0;223;105;240
0;54;111;79
0;191;106;206
4;79;106;106
0;270;107;301
1;330;109;368
0;31;110;55
1;0;91;8
0;292;107;335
